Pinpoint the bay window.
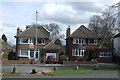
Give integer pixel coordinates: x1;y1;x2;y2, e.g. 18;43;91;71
72;49;85;56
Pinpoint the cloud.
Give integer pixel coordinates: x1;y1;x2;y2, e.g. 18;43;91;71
1;1;119;44
37;3;97;25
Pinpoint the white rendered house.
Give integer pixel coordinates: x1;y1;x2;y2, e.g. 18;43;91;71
113;33;120;56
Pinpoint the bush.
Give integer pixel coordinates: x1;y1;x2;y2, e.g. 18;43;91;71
59;55;68;64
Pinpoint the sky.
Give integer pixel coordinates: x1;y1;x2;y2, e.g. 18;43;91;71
0;0;119;45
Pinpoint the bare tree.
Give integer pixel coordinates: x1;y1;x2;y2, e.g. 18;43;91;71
88;1;120;47
44;23;65;44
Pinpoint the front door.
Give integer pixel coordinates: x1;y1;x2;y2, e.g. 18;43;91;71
30;49;39;60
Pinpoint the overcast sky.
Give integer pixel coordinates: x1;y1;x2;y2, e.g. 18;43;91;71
0;0;119;45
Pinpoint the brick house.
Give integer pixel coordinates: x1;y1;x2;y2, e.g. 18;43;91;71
15;24;60;63
66;25;112;62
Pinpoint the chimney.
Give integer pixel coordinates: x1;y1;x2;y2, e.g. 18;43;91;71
66;26;71;38
17;27;20;35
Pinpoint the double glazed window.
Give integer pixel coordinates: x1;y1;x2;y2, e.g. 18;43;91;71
72;49;85;56
20;49;28;57
20;37;32;44
88;39;97;45
37;38;45;44
100;51;111;57
73;38;85;44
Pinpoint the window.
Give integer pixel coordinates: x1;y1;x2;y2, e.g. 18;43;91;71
20;49;28;56
72;49;85;56
20;37;32;44
73;38;85;44
37;38;45;44
89;39;97;45
100;51;111;57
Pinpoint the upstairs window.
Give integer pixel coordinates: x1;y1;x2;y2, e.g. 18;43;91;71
89;39;97;45
20;37;32;44
37;38;45;45
73;38;85;44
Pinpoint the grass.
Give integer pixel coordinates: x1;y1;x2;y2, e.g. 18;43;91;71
48;67;119;76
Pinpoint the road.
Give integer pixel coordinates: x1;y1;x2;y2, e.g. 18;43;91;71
1;64;120;80
2;64;53;75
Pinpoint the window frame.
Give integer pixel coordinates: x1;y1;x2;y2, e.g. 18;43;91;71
20;49;28;57
19;37;33;44
37;38;45;45
100;51;112;57
73;38;86;44
72;49;85;56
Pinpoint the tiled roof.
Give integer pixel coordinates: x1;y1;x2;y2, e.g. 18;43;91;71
113;33;120;38
16;25;50;38
0;38;12;50
43;41;60;50
70;25;99;38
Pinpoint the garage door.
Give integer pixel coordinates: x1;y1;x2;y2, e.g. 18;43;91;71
46;53;56;60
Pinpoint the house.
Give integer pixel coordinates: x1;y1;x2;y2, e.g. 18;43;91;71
113;33;120;62
15;24;60;63
113;33;120;56
66;25;112;62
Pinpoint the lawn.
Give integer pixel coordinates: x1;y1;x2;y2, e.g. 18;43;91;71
48;67;118;76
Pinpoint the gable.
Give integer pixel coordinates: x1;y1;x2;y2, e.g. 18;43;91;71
70;25;99;38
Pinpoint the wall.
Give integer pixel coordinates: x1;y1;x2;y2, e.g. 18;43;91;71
114;37;120;56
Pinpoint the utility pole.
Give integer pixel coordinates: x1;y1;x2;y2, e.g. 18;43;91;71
34;11;38;62
35;11;38;46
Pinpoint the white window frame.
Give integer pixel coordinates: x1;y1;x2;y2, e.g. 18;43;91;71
88;39;97;45
37;38;45;45
72;49;85;56
19;37;33;44
19;49;29;57
73;38;86;44
100;51;112;57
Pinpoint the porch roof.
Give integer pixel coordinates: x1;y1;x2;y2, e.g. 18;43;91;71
43;41;60;50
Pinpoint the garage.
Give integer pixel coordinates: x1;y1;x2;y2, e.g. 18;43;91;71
46;53;57;60
43;41;60;63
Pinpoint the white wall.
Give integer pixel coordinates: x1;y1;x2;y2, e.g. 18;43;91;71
114;37;120;56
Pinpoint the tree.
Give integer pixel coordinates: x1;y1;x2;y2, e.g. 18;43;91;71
54;39;62;46
88;2;120;47
44;23;65;44
2;34;7;42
